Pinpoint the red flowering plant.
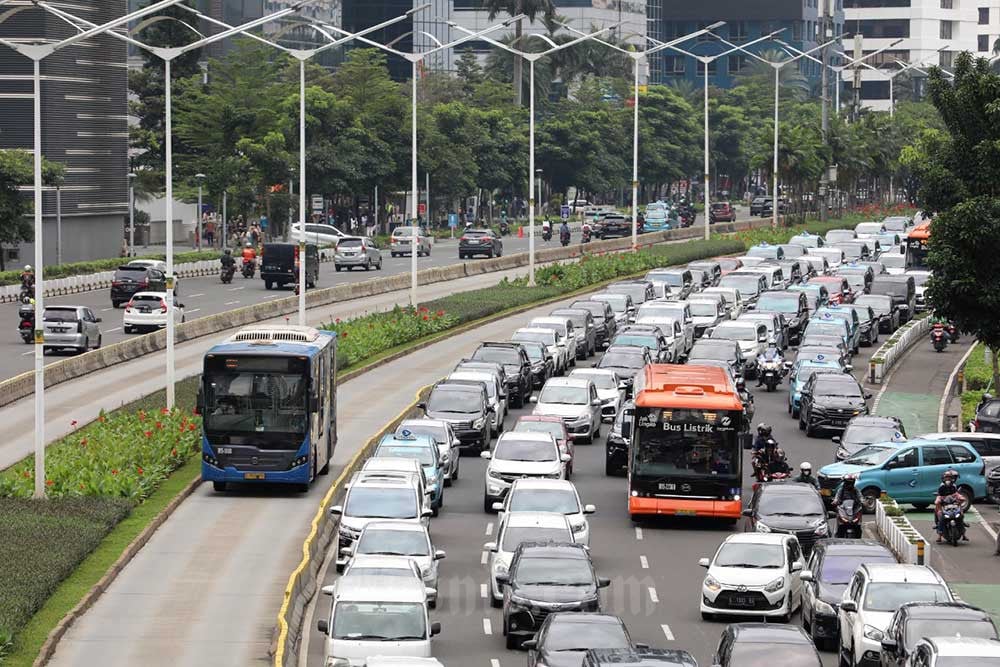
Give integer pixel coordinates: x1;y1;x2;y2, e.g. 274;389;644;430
0;408;201;500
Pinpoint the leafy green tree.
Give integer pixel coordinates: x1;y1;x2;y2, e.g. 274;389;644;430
481;0;555;105
0;150;64;270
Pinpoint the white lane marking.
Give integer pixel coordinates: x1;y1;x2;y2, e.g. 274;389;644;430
224;300;240;305
970;505;999;541
661;624;674;640
483;619;492;635
21;351;32;356
480;550;488;565
491;660;500;667
228;286;244;291
480;584;488;599
265;294;282;299
100;307;113;312
187;293;204;298
186;308;200;314
648;587;659;603
485;522;494;536
105;327;121;333
635;527;643;540
640;555;649;569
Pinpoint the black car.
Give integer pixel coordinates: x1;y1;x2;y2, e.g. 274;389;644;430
750;196;770;216
599;214;630;239
743;482;831;557
497;542;610;649
800;539;897;650
552;308;598;359
518;340;556;387
836;265;875;295
754;290;810;344
688;339;745;378
869;275;916;323
596;345;651;394
605;400;633;476
854;294;899;334
832;415;906;461
798;373;872;437
420;381;491;451
470;342;532;408
110;265;167;308
459;228;503;259
688;260;722;286
881;602;999;666
524;613;645;667
583;648;697;667
712;623;822;667
260;242;319;290
844;303;879;346
975;397;1000;434
571;300;617;348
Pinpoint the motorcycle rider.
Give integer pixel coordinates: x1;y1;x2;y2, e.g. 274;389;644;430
220;248;236;271
241;242;256;264
752;423;775;456
19;265;34;295
767;447;791;477
541;218;552;241
756;339;784;388
793;461;819;488
935;470;968;543
559;220;571;244
832;473;863;508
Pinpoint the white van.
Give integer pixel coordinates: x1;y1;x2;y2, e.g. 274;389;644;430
317;576;440;665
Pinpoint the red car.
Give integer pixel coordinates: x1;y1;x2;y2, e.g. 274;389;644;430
709;201;736;223
809;276;854;304
512;415;574;477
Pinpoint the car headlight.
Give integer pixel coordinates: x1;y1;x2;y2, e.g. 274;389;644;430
572;413;591;425
493;561;508;575
863;625;884;641
813;519;829;535
764;577;785;593
836;446;850;460
814;598;836;615
704;575;722;592
571;521;586;534
488;468;503;479
509;594;532;608
755;522;772;533
473;417;486;429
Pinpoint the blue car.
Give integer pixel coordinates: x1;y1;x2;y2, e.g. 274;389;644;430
816;438;987;511
644;208;671;232
374;431;445;513
788;359;846;418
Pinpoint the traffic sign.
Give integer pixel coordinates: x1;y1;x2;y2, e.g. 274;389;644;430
560;205;570;220
311;195;323;213
418;202;426;215
448;213;458;228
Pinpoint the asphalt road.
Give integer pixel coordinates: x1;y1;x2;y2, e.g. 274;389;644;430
300;298;934;667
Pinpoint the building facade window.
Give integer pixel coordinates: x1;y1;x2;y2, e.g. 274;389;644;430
940;50;954;68
979;34;990;51
664;55;686;74
863;49;910;67
860;79;890;99
794;21;802;41
941;0;953;8
844;0;910;6
940;20;953;40
729;54;748;74
979;7;990;24
856;19;910;38
695;59;718;76
730;21;747;41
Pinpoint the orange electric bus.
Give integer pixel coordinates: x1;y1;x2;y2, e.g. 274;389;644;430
626;364;750;521
905;220;931;270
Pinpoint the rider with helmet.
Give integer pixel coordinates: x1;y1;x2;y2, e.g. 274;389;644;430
833;473;862;508
756;337;785;387
220;247;236;269
767;447;791;476
793;462;819;488
20;265;34;293
935;470;968;542
241;242;256;263
752;423;775;455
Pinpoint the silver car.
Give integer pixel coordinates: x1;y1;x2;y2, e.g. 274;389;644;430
390;225;432;257
42;305;102;353
341;521;445;607
335;236;383;271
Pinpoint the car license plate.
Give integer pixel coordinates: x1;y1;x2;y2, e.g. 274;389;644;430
53;327;68;333
675;509;696;516
139;307;150;313
732;596;754;607
820;488;831;496
244;472;266;480
658;482;676;491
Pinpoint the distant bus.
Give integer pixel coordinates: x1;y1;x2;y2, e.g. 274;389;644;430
199;325;337;492
625;364;750;521
905;220;931;270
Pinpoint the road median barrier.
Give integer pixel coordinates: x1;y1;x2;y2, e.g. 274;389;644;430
869;315;932;384
875;493;929;565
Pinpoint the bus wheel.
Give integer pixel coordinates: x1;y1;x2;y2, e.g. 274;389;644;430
213;481;227;492
296;483;309;493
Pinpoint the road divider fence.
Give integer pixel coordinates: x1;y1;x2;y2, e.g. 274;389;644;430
875;493;928;565
869;315;932;384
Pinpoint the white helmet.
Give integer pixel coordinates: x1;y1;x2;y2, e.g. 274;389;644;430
24;265;31;271
800;461;812;473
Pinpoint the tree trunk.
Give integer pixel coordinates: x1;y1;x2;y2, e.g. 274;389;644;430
513;2;523;107
992;346;1000;394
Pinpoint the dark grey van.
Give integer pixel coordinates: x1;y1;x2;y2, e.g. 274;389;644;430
261;242;319;290
869;275;916;323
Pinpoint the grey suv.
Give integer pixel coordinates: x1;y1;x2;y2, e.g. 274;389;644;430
42;305;102;353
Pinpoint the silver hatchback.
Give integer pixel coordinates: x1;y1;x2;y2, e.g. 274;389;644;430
42;305;102;353
335;236;383;271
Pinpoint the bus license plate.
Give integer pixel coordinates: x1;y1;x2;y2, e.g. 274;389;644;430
675;509;696;516
658;482;676;491
244;472;266;480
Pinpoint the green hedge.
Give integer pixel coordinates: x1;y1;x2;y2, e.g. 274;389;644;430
963;343;996;392
0;498;132;649
0;250;222;287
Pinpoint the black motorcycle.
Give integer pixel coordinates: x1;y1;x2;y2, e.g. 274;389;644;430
931;325;948;352
499;220;510;236
940;495;967;546
581;224;592;244
221;263;236;284
542;226;552;242
241;259;255;279
835;499;863;538
560;230;571;247
17;299;33;344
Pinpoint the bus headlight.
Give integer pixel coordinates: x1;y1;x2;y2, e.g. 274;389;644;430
288;456;308;469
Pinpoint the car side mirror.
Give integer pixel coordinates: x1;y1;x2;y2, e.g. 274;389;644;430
434;549;447;560
597;576;611;588
621;422;632;440
791;562;803;573
195;386;205;416
491;501;505;512
483;541;498;552
339;546;353;556
800;569;814;582
480;451;492;460
522;639;537;650
431;621;441;637
828;511;838;519
758;336;768;343
845;364;853;372
317;619;329;634
421;509;433;518
841;600;858;613
529;396;538;403
635;643;650;650
591;398;602;406
561;454;572;463
95;316;103;323
741;508;753;517
864;391;873;400
495;573;509;586
618;382;628;390
417;402;427;412
881;638;898;652
329;505;343;515
584;504;596;514
308;394;319;413
698;557;711;568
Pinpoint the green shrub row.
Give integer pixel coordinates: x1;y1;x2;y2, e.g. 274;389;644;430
0;498;132;648
0;250;223;286
963;343;996;392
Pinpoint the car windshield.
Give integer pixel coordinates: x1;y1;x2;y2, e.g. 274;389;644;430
689;345;735;361
933;659;1000;667
647;273;684;286
521;344;545;361
864;583;951;611
494;439;556;462
806;322;847;338
794;366;840;384
538;385;588;405
730;645;819;667
844;445;896;466
815;378;863;398
501;526;571;551
718;259;742;270
346;566;415;578
392;227;418;236
515;556;593;585
572;303;607;321
592;294;629;312
331;601;426;641
132;294;163;304
427;389;480;414
719;275;763;297
43;308;80;322
203;362;308;440
338;238;363;248
820;554;895;587
344;487;418;519
574;373;616;390
843;424;902;445
598;351;645;369
714;542;784;568
508;489;580;514
842;274;867;288
880;254;905;268
532;323;568;338
688;302;719;317
908;272;931;286
514;331;556;345
796;348;841;363
376;445;435;466
397;423;446;445
758;492;825;517
554;312;587;328
827;231;855;243
357;529;429;556
756;294;799;313
903;619;998;652
713;325;758;342
542;620;629;652
514;421;564;441
614;334;658;349
472;347;520;365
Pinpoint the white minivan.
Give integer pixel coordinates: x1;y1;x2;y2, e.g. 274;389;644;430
317;576;440;666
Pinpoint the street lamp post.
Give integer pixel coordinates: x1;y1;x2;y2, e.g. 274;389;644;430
55;178;62;265
665;29;785;235
825;39;905;113
128;172;137;257
195;172;205;249
535;168;542;219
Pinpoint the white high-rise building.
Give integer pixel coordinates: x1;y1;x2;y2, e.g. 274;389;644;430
843;0;1000;111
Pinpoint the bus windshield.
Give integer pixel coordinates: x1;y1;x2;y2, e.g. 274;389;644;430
203;355;308;441
632;408;740;478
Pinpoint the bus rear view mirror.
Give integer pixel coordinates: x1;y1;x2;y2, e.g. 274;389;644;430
621;421;632;440
308;394;320;413
195;386;205;416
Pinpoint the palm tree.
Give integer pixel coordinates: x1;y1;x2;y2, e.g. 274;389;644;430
667;79;700;106
481;0;555;106
738;49;810;101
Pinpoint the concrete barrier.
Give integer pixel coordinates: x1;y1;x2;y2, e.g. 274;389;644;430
869;315;931;384
875;494;928;564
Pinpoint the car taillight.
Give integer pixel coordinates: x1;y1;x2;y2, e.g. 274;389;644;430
460;236;468;242
975;419;981;431
77;321;83;333
139;281;148;288
20;320;31;328
124;301;133;312
160;300;167;313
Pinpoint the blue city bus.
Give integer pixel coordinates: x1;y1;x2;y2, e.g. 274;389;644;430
198;326;337;492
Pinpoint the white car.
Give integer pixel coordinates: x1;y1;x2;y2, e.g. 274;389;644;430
569;368;624;422
495;478;595;546
532;376;602;443
699;533;805;622
341;521;445;607
838;563;954;667
632;316;684;361
342;554;423;582
701;286;745;319
483;510;575;607
879;252;907;275
364;658;445;667
122;291;184;333
395;419;460;484
708;321;768;377
480;432;569;512
807;246;847;270
290;221;348;247
636;301;694;355
513;327;567;374
529;317;578;368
